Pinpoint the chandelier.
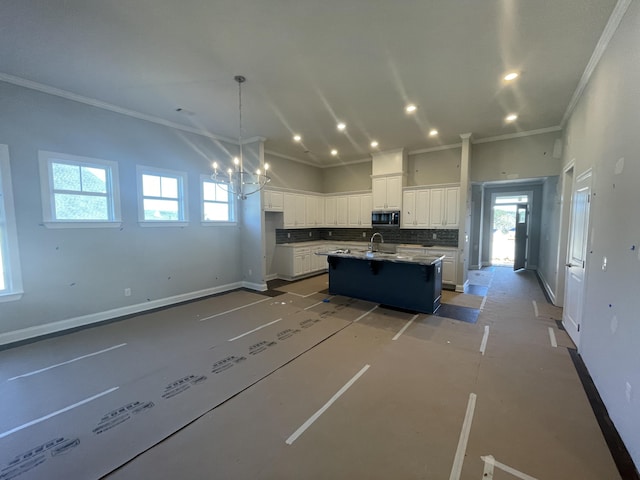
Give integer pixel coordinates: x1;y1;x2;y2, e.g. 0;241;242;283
211;75;271;200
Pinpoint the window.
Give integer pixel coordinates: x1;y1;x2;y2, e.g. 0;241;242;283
39;151;121;228
201;176;235;223
137;166;188;226
0;145;23;301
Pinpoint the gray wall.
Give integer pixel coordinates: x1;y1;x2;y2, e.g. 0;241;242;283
471;132;562;183
562;1;640;467
265;153;324;192
0;82;243;336
407;148;461;186
322;161;372;193
537;176;561;300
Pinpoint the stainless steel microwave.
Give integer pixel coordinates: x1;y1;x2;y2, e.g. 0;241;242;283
371;210;400;227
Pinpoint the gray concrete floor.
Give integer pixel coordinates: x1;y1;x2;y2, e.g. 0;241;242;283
1;268;622;479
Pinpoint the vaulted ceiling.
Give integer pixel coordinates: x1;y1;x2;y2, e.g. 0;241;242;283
0;0;618;165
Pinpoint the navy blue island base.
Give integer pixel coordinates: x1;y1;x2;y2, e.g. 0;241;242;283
326;255;443;314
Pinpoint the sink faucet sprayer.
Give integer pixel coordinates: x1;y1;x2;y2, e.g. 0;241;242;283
369;232;384;252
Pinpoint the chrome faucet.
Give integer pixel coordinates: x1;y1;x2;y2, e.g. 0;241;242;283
369;232;384;252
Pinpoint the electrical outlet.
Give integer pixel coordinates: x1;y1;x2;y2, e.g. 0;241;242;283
602;256;607;271
432;233;437;240
626;382;632;403
610;315;618;334
248;269;252;276
124;288;131;297
362;232;366;238
309;231;312;237
287;233;290;239
329;231;332;236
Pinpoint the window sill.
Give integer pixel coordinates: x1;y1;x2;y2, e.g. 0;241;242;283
201;221;237;227
43;221;122;229
0;291;23;303
139;221;189;228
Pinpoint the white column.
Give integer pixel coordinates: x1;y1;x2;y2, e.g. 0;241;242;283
457;133;472;291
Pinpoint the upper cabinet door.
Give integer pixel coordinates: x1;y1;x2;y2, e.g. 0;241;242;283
385;176;402;209
402;190;416;228
372;175;403;210
283;193;296;227
415;189;430;227
444;187;459;227
360;194;372;227
372;177;388;210
429;188;444;227
325;197;337;226
336;196;348;226
264;190;284;212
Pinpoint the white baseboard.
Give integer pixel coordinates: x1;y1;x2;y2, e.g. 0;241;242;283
455;279;469;293
0;281;244;347
469;265;480;270
265;273;278;281
536;269;557;305
242;281;268;292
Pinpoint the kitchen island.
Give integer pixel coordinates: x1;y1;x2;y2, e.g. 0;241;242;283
320;250;444;314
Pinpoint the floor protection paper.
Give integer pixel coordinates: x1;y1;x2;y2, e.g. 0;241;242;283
0;309;351;480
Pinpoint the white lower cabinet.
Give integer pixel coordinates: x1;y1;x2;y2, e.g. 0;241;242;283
425;248;457;286
293;248;311;277
275;244;327;280
396;245;458;287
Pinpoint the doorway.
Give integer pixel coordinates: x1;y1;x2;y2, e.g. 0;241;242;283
490;194;530;267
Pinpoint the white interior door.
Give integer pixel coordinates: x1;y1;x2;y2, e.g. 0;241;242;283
563;170;591;347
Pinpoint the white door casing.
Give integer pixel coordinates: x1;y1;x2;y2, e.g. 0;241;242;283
563;169;592;347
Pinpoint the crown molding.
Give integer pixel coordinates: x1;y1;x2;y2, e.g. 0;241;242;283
408;143;462;155
560;0;632;127
264;149;373;169
471;126;562;145
0;72;239;145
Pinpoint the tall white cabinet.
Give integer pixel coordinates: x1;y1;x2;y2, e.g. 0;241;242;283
372;175;403;210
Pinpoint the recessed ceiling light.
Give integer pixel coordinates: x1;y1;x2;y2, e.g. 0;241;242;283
330;149;338;156
370;141;379;148
506;114;518;122
337;122;346;131
405;104;417;113
293;134;301;142
429;129;438;136
504;72;519;81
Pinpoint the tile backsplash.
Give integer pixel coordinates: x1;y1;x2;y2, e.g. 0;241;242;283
276;228;458;247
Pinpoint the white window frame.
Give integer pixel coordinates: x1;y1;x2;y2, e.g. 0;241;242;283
0;145;24;302
38;150;122;228
200;175;236;225
137;165;188;227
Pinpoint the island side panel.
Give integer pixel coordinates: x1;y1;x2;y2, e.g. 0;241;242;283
327;256;442;314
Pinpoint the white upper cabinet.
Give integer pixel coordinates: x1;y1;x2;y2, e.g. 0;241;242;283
305;195;317;226
402;189;430;228
264;189;284;212
283;193;306;228
372;175;402;210
336;196;348;226
347;194;371;227
429;186;459;228
325;195;349;227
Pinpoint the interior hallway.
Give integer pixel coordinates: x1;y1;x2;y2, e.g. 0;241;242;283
0;268;623;479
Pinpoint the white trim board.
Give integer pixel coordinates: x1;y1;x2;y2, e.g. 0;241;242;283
0;281;245;347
